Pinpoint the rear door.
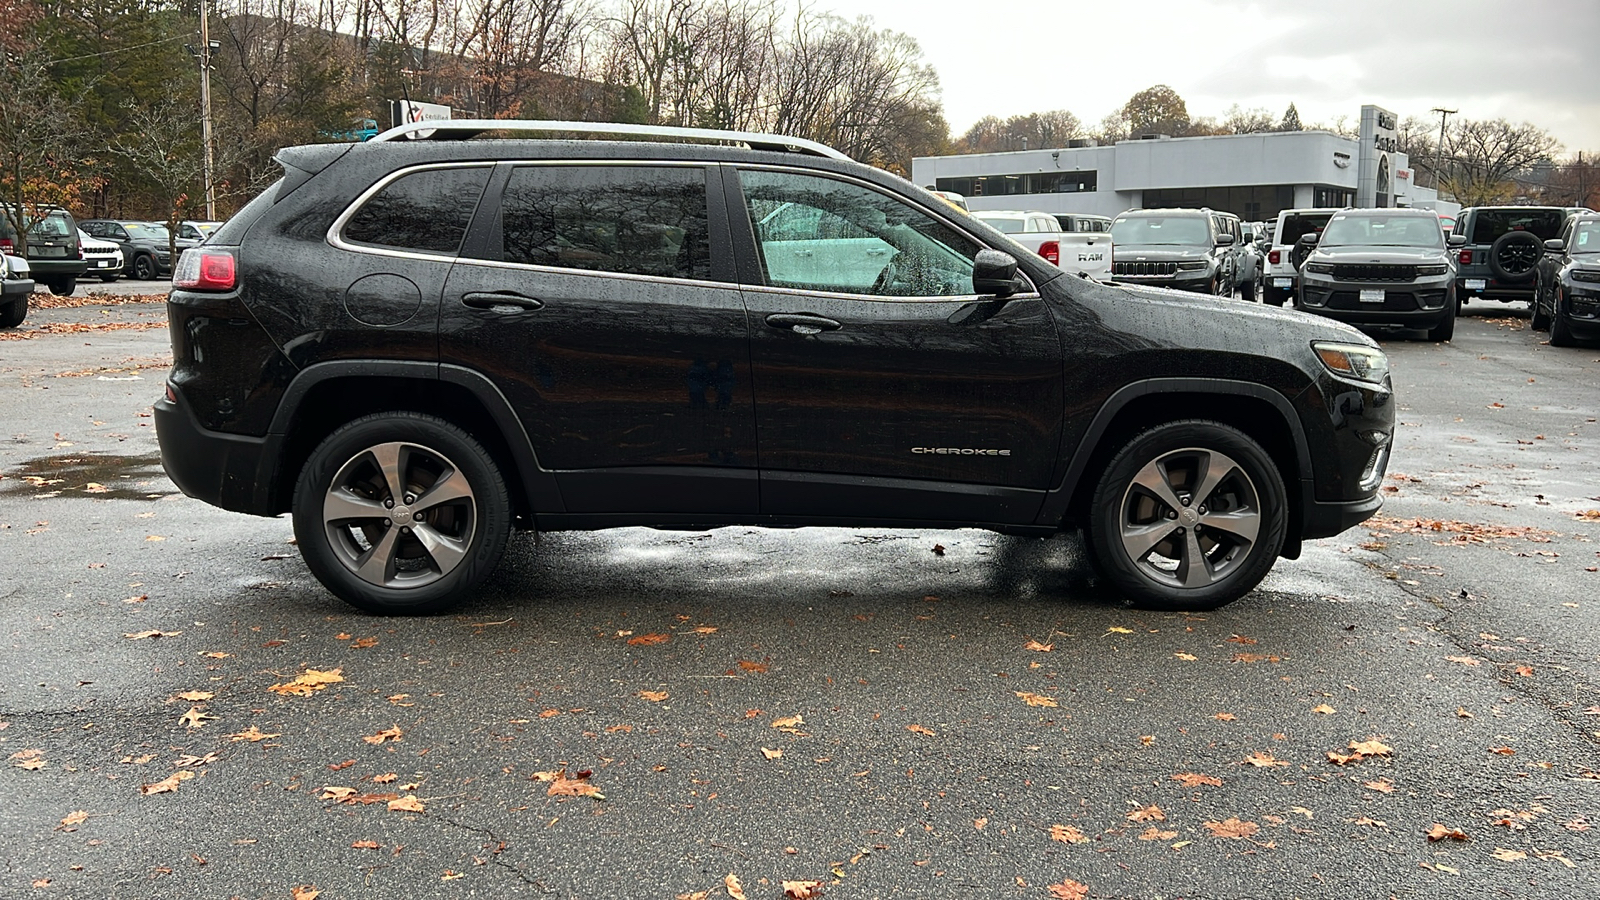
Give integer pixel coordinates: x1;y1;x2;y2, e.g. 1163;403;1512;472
727;166;1063;524
439;161;756;516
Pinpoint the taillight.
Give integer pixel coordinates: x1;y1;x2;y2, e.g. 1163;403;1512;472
173;248;237;290
76;240;84;259
1268;250;1281;265
1039;240;1060;266
1;237;13;253
1458;249;1472;265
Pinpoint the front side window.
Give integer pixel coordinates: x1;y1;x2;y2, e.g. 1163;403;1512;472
499;165;711;280
741;170;980;297
344;166;492;254
1574;222;1600;250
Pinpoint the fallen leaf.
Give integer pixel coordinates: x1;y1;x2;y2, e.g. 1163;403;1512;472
905;724;936;737
1105;626;1134;634
761;747;783;760
1170;772;1222;788
1050;823;1090;843
638;690;669;702
973;817;987;830
174;690;214;702
1243;751;1288;768
1014;691;1058;708
1227;634;1258;645
1349;739;1393;757
783;881;824;899
1128;805;1165;822
1138;827;1178;841
1425;823;1469;842
387;795;425;813
373;773;398;784
1024;639;1054;652
693;626;718;634
1488;746;1515;756
351;840;381;849
1353;816;1387;827
545;770;604;799
1213;712;1237;721
1514;665;1534;677
140;770;195;795
626;631;671;646
32;879;51;888
725;873;748;900
930;543;945;555
268;668;343;696
1446;655;1481;667
737;660;769;673
362;726;403;745
352;637;379;649
124;630;181;640
59;810;89;828
1456;707;1474;719
1312;704;1336;715
1364;779;1395;793
291;886;320;900
771;715;805;729
1491;847;1527;862
178;706;216;729
320;787;356;801
1046;879;1089;900
123;594;148;604
1232;652;1283;663
1173;652;1197;661
1204;817;1260;839
229;726;280;743
1326;750;1362;766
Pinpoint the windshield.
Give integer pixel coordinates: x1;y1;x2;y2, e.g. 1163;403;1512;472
1575;222;1600;252
1319;214;1443;248
1111;216;1209;246
974;215;1028;234
125;223;170;241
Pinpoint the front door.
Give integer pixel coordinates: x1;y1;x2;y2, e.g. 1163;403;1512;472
727;167;1064;524
439;162;756;516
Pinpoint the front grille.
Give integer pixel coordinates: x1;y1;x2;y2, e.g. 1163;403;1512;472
83;247;117;256
1324;290;1423;311
1330;264;1417;281
1113;261;1179;277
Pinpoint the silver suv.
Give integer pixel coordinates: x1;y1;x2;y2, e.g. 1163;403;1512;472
1109;208;1237;294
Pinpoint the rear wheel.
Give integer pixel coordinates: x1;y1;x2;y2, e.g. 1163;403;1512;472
292;412;512;615
1086;420;1287;611
46;277;75;296
99;274;119;283
1239;276;1260;303
0;295;25;328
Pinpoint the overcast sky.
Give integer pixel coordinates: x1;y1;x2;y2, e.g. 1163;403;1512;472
824;0;1600;154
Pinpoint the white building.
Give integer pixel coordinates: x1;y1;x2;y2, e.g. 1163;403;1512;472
913;109;1451;223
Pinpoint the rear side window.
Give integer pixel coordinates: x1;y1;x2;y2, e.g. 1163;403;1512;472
498;165;711;280
1469;209;1564;244
1279;213;1332;245
344;165;492;254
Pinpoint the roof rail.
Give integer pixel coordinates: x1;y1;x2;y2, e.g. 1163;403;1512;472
368;119;851;161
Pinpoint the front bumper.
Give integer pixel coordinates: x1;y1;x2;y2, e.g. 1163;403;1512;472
155;386;283;517
1298;274;1454;327
1557;288;1600;335
2;276;34;299
85;254;123;275
1301;492;1383;540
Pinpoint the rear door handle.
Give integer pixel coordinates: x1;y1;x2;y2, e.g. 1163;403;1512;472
765;313;841;336
462;291;543;311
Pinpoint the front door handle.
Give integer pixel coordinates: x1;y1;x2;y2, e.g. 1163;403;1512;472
765;313;841;336
462;291;543;311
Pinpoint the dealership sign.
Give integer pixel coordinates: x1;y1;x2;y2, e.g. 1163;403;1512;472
1357;105;1397;208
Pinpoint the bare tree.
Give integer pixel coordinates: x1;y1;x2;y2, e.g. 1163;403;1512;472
448;0;588;118
1443;118;1561;206
1221;104;1276;134
118;100;207;259
0;51;94;256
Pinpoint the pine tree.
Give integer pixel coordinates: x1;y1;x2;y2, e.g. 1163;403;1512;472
1280;103;1302;132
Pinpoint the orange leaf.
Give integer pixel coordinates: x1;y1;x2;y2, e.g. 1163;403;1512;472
761;747;783;760
974;817;987;830
1023;639;1053;652
352;637;379;649
1243;751;1287;768
638;690;669;702
1425;823;1469;842
291;887;320;900
1349;739;1392;757
362;726;403;745
1446;655;1481;667
1127;805;1165;822
1204;817;1260;839
626;633;670;646
905;724;936;736
268;668;343;696
1514;665;1534;677
1014;691;1058;708
1489;746;1515;756
1227;634;1258;645
737;660;769;673
174;690;214;702
1312;704;1336;715
1050;823;1090;843
1364;779;1395;793
771;715;805;731
387;795;425;813
1138;827;1178;841
546;770;604;799
59;810;89;828
140;770;194;795
1046;880;1089;900
373;773;398;784
1213;712;1236;721
351;840;382;849
1326;750;1363;765
724;873;748;900
783;880;823;899
1170;772;1221;788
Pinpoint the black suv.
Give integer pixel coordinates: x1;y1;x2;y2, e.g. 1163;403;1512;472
1532;213;1600;345
1109;208;1238;295
1;206;87;295
155;121;1395;615
1295;208;1462;342
78;220;193;280
1453;206;1589;307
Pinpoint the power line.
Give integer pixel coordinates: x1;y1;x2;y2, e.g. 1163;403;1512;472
45;35;187;67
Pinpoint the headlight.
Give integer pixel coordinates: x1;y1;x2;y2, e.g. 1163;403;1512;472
1176;261;1208;270
1304;262;1334;274
1312;341;1389;385
1571;269;1600;283
1416;264;1449;276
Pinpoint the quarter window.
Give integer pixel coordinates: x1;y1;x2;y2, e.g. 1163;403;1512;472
499;165;712;280
344;166;491;254
740;170;979;297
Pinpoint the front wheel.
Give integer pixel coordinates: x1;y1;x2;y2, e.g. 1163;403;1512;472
1086;420;1287;611
132;254;156;280
1530;287;1551;331
0;296;25;328
292;412;512;615
1426;303;1456;342
1550;293;1576;347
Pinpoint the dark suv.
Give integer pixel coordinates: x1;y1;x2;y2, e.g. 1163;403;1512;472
1;206;87;295
1453;206;1588;307
1532;213;1600;345
79;220;194;280
155;121;1394;615
1295;208;1462;342
1109;208;1238;294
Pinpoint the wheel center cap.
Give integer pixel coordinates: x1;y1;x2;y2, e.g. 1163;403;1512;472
1179;507;1200;525
391;505;412;524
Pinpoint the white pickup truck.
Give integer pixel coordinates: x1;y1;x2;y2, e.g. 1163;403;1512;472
971;210;1113;281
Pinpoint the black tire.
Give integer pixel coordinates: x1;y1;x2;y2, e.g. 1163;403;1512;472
99;274;119;283
1530;279;1551;331
1488;231;1541;283
292;412;512;615
132;254;156;280
0;295;25;328
1086;420;1287;611
46;276;75;296
1549;292;1575;347
1426;302;1456;342
1239;277;1259;303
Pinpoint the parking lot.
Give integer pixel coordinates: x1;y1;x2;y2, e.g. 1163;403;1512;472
1;292;1597;898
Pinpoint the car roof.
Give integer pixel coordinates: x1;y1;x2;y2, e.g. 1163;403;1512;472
1330;208;1436;216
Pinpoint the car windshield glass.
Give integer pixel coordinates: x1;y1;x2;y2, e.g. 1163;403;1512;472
1319;215;1443;248
974;215;1027;234
1470;209;1563;243
1111;216;1209;246
1280;213;1334;244
1575;223;1600;251
124;223;169;240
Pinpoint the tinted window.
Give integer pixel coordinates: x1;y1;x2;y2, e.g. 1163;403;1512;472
741;169;979;297
499;165;711;280
1469;209;1564;244
345;166;491;254
1279;213;1334;245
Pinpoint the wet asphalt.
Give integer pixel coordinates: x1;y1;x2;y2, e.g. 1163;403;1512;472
1;289;1597;899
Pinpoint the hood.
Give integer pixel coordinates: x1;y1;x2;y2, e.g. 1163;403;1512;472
1112;244;1211;261
1309;245;1447;265
1087;279;1376;349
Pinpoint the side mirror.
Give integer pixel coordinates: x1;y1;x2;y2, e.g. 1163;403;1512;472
1544;238;1566;252
1447;233;1467;247
972;249;1019;296
1297;233;1319;247
1215;233;1236;246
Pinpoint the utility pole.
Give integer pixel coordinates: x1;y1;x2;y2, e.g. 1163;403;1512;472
198;0;217;220
1431;107;1456;198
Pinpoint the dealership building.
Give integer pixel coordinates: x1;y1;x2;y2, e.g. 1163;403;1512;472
911;106;1455;223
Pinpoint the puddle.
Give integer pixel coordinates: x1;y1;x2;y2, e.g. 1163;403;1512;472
1;451;175;501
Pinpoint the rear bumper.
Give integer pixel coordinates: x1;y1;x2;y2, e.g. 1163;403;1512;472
1456;274;1534;299
23;259;88;278
154;387;283;517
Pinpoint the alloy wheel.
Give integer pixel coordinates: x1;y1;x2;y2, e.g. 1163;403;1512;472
1115;446;1263;589
321;441;478;589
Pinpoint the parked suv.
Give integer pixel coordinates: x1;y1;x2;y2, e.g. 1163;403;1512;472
1452;206;1586;307
1;206;87;295
79;219;194;280
78;228;124;281
1109;208;1237;294
1295;208;1462;342
1263;208;1342;306
1532;213;1600;346
155;121;1394;615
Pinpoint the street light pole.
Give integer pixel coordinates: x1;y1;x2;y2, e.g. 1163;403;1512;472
198;0;216;220
1431;107;1456;199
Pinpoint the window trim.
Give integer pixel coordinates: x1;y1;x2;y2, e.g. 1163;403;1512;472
327;161;497;261
731;163;1039;303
